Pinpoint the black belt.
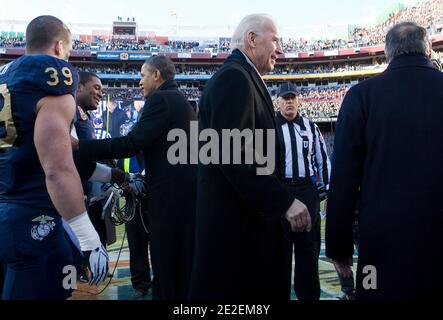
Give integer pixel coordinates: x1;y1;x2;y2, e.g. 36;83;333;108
281;177;312;186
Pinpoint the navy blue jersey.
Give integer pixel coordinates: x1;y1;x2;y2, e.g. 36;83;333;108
74;106;95;140
0;55;79;209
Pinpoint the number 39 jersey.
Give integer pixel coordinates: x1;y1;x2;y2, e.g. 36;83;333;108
0;55;79;209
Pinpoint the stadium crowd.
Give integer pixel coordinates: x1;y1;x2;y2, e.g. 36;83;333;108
165;40;200;50
77;64;141;75
298;86;349;119
179;88;201;100
321;130;335;155
271;60;387;75
75;60;388;77
281;38;352;53
105;88;144;100
103;39;155;51
352;0;443;46
77;64;221;75
0;37;25;48
101;84;349;120
1;1;442;54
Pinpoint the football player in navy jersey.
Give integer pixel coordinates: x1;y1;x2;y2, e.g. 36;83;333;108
0;15;109;299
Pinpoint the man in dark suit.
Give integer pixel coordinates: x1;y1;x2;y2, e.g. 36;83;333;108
189;14;312;300
106;100;128;138
73;56;197;300
326;22;443;299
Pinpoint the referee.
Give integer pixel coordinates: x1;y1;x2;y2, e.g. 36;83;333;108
275;82;331;300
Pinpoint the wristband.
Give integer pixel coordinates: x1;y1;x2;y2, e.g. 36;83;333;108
67;211;101;251
89;163;112;183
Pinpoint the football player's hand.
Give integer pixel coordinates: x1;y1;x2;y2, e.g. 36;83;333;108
83;244;109;286
67;212;109;285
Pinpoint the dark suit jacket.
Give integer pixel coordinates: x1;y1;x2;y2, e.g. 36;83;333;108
326;54;443;299
108;107;128;138
189;49;294;300
78;80;197;300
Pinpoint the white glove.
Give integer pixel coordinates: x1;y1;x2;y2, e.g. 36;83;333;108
67;212;110;285
86;244;109;286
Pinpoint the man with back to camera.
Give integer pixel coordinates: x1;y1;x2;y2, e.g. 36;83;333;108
72;55;197;300
189;14;311;300
326;22;443;299
0;15;108;299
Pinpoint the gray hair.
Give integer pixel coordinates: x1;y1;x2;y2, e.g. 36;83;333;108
231;14;275;51
385;22;431;62
144;55;175;81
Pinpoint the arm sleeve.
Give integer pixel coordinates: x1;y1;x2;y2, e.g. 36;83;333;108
73;151;97;181
78;95;169;162
313;124;331;188
207;69;294;219
325;87;366;261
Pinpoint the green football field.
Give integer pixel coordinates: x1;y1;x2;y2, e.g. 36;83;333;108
97;200;351;300
109;200;329;250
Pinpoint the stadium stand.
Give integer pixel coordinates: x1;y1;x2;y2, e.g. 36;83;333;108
1;0;442;54
0;0;442;147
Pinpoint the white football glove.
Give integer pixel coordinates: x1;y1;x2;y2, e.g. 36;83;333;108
66;212;110;286
85;244;110;286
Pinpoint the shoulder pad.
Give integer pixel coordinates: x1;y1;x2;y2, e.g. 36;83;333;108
14;55;79;97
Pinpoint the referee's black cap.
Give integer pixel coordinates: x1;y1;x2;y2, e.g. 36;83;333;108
277;82;299;98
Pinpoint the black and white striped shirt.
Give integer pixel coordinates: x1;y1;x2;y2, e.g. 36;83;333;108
276;113;331;188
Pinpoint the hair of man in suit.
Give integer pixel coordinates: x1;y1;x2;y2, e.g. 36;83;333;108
385;21;431;63
231;14;273;51
144;55;175;81
25;15;72;61
230;14;282;75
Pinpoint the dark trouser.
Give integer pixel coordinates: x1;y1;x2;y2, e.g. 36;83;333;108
282;181;321;301
0;203;73;300
126;199;152;292
149;223;194;300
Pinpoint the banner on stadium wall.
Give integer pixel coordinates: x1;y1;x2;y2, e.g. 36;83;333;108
313;117;338;123
96;52;154;61
284;53;297;58
325;50;339;57
177;52;192;59
0;48;5;54
128;53;154;60
175;75;212;81
97;52;121;60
